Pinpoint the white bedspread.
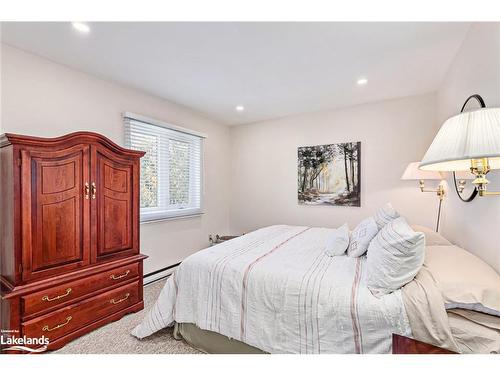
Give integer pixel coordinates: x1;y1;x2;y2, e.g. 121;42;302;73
132;225;411;353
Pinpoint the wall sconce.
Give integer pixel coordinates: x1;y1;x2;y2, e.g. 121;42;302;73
401;162;445;231
453;170;476;201
420;95;500;201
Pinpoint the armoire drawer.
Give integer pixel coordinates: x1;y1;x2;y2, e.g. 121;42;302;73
22;281;140;343
22;262;140;317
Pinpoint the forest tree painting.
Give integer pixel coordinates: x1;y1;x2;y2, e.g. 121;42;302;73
298;142;361;207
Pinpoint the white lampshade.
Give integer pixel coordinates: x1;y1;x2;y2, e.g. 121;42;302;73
420;107;500;171
401;162;443;180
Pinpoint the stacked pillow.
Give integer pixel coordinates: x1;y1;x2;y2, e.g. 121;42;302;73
366;217;425;297
324;203;426;297
373;202;400;230
346;203;399;257
347;217;378;257
324;223;350;256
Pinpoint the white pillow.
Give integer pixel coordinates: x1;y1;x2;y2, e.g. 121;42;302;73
347;217;378;257
410;224;452;246
325;223;350;256
373;202;400;230
366;217;425;297
425;245;500;317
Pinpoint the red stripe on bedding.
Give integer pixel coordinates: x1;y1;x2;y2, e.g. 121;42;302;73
315;256;334;353
298;251;325;353
303;253;327;353
206;227;289;330
350;257;363;354
215;227;290;331
240;227;310;341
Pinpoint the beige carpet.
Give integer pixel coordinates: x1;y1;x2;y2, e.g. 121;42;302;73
54;279;202;354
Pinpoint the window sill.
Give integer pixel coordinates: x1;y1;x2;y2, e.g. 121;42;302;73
140;212;204;224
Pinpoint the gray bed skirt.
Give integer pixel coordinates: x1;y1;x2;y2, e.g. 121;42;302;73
173;322;266;354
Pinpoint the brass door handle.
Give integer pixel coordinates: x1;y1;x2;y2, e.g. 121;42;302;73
110;293;130;305
42;288;72;302
91;182;96;199
84;182;90;199
110;270;130;280
42;316;72;332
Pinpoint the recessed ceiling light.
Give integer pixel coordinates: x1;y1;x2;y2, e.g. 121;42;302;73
72;22;90;34
235;105;245;112
357;78;368;86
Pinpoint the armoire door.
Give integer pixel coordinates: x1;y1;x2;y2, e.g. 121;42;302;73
21;144;91;281
91;145;139;262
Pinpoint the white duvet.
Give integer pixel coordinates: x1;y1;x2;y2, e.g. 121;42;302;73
132;225;411;353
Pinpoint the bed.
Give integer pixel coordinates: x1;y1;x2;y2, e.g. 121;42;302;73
132;224;500;354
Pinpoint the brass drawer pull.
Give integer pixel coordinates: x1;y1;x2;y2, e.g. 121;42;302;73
110;270;130;280
42;288;72;302
42;316;72;332
110;293;130;305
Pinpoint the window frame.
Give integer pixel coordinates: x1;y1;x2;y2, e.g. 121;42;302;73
124;112;205;223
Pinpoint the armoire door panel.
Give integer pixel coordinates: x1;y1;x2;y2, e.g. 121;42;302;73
21;145;91;281
92;146;138;261
41;162;76;193
39;196;78;268
104;163;128;193
103;196;130;252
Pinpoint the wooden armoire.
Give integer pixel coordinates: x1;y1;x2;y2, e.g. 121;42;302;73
0;132;147;352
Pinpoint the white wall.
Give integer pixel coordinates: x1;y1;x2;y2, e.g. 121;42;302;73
3;24;499;276
229;93;441;234
437;23;500;272
0;44;231;274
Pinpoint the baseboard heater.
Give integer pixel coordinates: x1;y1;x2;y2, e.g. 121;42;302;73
143;262;181;286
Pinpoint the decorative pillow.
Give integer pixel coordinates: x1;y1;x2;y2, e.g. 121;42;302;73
366;217;425;297
373;202;400;230
425;245;500;317
325;223;349;257
347;217;378;257
411;225;452;246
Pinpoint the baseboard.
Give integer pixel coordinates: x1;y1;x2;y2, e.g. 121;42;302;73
143;262;180;285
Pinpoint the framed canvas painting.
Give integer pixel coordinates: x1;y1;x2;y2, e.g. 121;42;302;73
298;142;361;207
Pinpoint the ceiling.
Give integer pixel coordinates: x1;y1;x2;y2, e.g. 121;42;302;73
1;22;470;125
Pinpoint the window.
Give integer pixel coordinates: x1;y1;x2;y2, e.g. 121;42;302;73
124;113;204;222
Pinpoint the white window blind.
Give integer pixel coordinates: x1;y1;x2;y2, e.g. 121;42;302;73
124;114;204;222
